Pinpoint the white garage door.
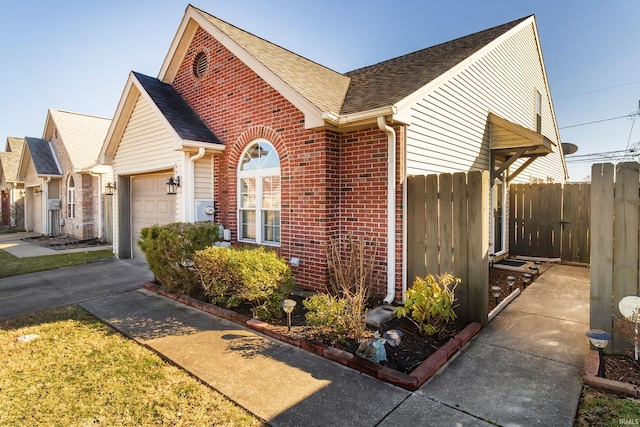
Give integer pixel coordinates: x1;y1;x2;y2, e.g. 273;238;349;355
131;173;175;260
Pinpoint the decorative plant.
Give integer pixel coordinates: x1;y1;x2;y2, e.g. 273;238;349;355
613;306;640;363
315;234;378;342
394;273;460;337
194;246;293;322
137;222;220;296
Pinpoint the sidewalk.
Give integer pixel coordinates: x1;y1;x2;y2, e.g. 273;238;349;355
81;263;590;426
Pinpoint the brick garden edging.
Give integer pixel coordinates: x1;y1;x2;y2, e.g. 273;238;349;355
141;282;481;391
583;350;640;398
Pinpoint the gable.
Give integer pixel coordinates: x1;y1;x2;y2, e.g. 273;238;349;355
113;93;178;175
159;5;349;129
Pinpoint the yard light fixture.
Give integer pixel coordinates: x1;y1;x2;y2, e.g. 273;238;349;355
105;182;115;196
166;176;181;195
523;273;532;289
506;276;516;293
282;299;297;331
586;329;612;378
529;265;539;276
489;253;496;267
491;286;502;307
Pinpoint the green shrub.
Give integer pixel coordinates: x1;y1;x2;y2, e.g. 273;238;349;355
137;222;220;296
194;246;293;321
303;293;349;332
394;273;459;337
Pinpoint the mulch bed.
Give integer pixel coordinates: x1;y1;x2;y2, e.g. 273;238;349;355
605;354;640;386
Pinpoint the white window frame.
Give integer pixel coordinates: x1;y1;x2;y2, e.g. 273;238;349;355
237;140;281;246
67;175;76;219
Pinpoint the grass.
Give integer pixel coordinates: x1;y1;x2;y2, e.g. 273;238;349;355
574;387;640;426
0;249;114;278
0;305;265;426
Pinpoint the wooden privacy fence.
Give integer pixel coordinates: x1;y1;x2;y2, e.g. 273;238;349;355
407;171;489;326
590;162;640;353
509;182;591;264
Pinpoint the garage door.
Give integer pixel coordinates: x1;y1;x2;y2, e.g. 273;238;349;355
131;173;175;260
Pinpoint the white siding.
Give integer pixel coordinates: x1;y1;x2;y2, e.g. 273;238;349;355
25;158;39;187
194;155;214;200
113;94;180;175
405;22;565;184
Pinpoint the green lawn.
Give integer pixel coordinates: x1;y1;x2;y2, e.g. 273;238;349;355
0;249;114;278
0;305;265;426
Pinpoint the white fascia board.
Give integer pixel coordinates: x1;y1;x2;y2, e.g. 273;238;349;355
178;140;226;153
394;17;536;114
159;7;324;130
99;73;138;165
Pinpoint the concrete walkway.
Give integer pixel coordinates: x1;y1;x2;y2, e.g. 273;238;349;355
0;231;112;257
0;258;590;426
79;263;590;426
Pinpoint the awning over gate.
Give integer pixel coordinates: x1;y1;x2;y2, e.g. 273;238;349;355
489;112;555;181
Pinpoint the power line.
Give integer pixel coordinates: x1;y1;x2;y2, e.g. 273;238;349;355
554;80;640;101
565;145;640;163
559;112;639;129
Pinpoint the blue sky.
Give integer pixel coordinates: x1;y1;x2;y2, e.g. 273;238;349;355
1;0;639;181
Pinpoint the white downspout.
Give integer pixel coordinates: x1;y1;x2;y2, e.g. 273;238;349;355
88;171;103;240
377;116;396;304
187;147;206;222
43;177;51;235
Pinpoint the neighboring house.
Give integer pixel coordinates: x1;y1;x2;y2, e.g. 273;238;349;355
99;5;567;301
19;110;113;240
0;137;26;229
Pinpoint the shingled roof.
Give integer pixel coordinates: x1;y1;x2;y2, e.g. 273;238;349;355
24;137;61;176
192;6;350;115
341;16;530;115
5;136;24;153
0;151;21;182
190;7;529;118
133;71;222;145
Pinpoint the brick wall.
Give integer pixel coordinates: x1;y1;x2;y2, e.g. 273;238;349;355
172;27;404;297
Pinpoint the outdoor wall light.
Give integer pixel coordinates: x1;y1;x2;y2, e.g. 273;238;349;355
166;176;181;195
282;299;297;331
105;182;116;196
506;276;516;293
523;273;532;289
491;286;502;307
290;257;300;267
586;329;612;378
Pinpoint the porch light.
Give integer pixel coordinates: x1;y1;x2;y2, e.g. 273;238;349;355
506;276;516;293
491;286;502;307
105;182;115;196
282;299;297;331
586;329;612;378
523;273;532;289
166;176;181;195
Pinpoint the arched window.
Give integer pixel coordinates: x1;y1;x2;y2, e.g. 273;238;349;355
67;175;76;219
238;141;281;244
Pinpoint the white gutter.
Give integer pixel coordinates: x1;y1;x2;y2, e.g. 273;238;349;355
88;170;103;240
377;116;397;303
186;147;206;222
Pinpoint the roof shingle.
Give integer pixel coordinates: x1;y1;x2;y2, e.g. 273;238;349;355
25;137;61;176
133;72;222;145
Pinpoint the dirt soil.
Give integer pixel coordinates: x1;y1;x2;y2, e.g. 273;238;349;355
24;235;106;250
604;354;640;385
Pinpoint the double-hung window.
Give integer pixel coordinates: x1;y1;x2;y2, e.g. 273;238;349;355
238;140;281;245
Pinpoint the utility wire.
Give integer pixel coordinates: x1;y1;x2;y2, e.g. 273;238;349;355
559;112;639;129
554;80;640;100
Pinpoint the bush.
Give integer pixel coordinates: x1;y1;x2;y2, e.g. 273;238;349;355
303;294;349;331
394;273;459;337
137;222;220;296
194;246;293;321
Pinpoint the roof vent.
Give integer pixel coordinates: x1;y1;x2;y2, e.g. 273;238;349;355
193;52;208;78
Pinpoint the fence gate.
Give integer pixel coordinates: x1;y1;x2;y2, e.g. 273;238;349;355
509;183;590;263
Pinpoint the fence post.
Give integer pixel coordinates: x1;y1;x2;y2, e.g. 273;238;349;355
590;163;615;339
612;162;640;353
467;171;489;326
453;172;469;324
